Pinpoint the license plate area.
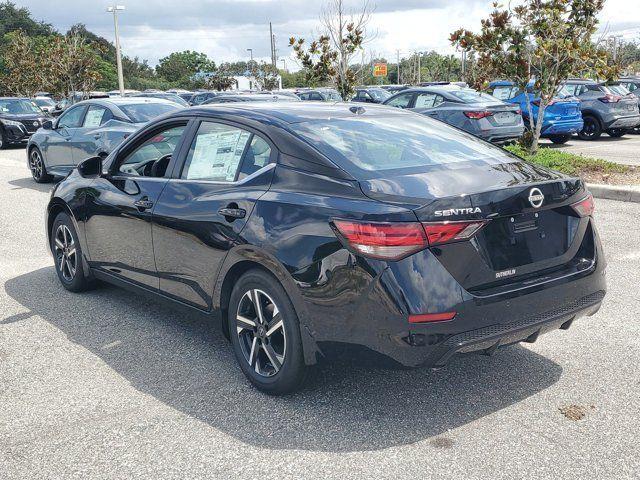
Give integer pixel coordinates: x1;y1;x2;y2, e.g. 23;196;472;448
494;112;514;124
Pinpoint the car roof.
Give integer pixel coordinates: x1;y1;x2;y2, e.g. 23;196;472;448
72;97;180;108
0;96;31;101
188;101;407;125
564;79;598;84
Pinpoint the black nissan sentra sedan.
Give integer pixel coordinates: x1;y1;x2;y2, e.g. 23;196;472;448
45;102;606;394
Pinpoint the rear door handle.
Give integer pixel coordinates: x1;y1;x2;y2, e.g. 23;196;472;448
134;198;154;211
218;207;246;219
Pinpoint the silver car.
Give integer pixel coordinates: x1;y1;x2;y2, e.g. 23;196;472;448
27;97;183;183
383;86;524;144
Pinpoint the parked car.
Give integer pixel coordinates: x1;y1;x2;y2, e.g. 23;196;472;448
383;86;524;144
46;102;605;394
488;80;583;144
296;88;342;101
352;87;391;104
618;77;640;98
128;92;190;107
189;91;221;106
32;97;57;114
562;79;640;140
0;97;52;149
202;93;300;104
27;97;182;182
379;84;410;93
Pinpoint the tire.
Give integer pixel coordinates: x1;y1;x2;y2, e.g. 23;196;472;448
0;129;6;150
29;147;53;183
577;116;602;140
51;212;95;292
228;269;307;395
607;128;627;138
548;134;571;144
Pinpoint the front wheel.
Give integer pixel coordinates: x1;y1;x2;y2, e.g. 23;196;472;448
548;134;571;145
51;212;95;292
577;116;602;140
607;128;627;138
228;269;307;395
29;148;53;183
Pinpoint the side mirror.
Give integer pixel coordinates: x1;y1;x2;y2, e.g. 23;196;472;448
42;119;53;130
77;156;102;178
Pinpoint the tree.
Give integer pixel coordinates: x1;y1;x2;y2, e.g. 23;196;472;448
289;0;373;99
156;50;214;87
451;0;615;154
201;63;236;91
0;30;49;96
248;60;280;90
46;33;104;98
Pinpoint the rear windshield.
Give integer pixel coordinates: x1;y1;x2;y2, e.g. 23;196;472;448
119;102;181;123
603;84;630;96
448;89;502;104
290;114;514;178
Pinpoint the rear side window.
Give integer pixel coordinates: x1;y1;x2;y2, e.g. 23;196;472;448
491;86;517;100
181;121;251;181
414;93;444;108
83;106;109;127
290;115;514;178
238;136;272;180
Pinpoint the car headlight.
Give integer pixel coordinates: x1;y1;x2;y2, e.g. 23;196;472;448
1;119;23;127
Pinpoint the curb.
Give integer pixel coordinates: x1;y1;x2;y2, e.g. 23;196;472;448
587;183;640;203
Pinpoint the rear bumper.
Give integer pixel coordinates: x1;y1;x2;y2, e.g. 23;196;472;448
540;118;584;136
472;123;524;144
604;114;640;129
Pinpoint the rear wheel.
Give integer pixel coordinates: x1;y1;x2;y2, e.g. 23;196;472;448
228;269;307;395
607;128;627;138
577;116;602;140
51;212;95;292
548;134;571;145
29;147;53;183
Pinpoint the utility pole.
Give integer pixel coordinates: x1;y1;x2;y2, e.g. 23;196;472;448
107;5;125;96
396;50;401;84
247;48;254;62
269;23;277;68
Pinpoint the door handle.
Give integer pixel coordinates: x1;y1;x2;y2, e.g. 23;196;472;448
218;207;246;219
134;198;154;211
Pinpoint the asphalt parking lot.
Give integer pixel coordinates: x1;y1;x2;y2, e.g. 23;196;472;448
542;133;640;167
0;145;639;479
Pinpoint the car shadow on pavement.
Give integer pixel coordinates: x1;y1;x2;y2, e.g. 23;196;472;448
7;177;55;193
5;267;563;453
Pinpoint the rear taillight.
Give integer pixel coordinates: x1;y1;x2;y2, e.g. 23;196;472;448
333;219;487;260
599;94;621;103
332;220;428;260
571;194;595;217
422;221;487;246
464;111;493;119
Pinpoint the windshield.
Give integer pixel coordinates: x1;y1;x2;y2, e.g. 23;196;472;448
290;114;514;178
0;99;42;114
368;88;391;101
119;102;182;123
33;98;55;107
449;89;502;104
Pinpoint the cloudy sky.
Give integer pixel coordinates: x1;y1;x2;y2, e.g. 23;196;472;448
13;0;640;67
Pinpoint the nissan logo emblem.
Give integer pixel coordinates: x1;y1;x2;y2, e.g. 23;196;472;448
33;121;39;127
528;187;544;208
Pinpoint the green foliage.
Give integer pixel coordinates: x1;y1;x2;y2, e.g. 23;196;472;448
156;50;215;87
504;144;629;175
451;0;614;154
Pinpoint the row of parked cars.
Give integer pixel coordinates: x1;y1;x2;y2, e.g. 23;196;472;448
352;78;640;145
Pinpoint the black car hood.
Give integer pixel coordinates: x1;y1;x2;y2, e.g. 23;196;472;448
358;159;570;209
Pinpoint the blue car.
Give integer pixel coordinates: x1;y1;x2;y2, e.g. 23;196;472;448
488;81;583;144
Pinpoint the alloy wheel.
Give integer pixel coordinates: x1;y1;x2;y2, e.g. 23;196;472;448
54;224;77;282
29;150;43;179
236;289;286;377
581;118;598;138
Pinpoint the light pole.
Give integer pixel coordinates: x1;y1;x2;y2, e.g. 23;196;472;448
107;5;126;96
247;48;254;62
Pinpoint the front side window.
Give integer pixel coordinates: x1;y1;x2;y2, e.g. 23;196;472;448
117;124;187;176
181;122;251;182
57;106;86;128
385;93;413;108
